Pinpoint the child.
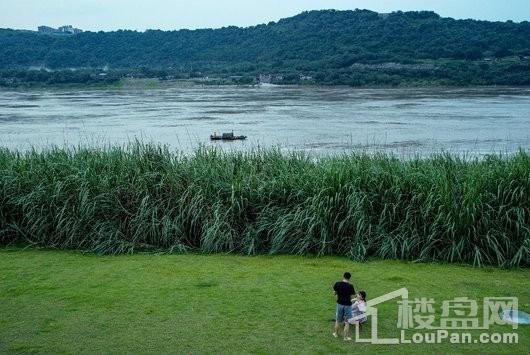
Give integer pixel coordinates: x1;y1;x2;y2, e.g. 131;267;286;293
348;290;367;325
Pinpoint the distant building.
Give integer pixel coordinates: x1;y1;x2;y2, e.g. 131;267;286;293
58;25;83;34
259;74;272;84
38;25;83;35
259;74;284;84
37;26;56;34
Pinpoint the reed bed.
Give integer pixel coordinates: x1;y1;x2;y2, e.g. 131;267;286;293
0;143;528;267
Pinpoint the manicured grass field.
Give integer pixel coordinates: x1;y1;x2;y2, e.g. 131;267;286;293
0;249;528;353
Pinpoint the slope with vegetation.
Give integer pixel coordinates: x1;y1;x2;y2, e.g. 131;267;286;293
1;10;530;86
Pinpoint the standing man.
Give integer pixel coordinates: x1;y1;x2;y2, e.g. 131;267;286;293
332;272;356;341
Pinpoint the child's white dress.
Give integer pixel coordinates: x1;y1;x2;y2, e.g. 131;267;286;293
348;300;367;324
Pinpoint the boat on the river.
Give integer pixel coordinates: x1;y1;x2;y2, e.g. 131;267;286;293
210;131;247;141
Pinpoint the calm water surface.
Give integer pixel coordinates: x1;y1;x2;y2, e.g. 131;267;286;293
1;86;529;156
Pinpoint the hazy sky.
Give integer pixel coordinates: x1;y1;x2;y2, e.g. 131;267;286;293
1;0;529;31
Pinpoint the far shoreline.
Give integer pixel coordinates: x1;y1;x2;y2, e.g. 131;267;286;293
2;78;530;91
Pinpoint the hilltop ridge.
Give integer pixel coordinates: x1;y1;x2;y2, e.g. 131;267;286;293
1;9;529;86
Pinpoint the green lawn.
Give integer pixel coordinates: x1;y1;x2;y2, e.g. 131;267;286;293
0;249;528;354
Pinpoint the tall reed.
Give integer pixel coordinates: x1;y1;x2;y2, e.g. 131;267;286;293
0;143;528;267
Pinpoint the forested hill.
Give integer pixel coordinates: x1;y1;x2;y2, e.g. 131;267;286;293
2;9;530;86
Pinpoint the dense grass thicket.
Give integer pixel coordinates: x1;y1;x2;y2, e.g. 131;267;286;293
0;144;528;267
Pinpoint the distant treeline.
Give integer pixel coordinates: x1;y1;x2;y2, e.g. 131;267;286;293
0;68;121;87
1;9;530;86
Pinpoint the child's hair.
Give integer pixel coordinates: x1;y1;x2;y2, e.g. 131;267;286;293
359;290;367;301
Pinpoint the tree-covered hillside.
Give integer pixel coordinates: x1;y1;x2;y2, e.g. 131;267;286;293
1;9;530;86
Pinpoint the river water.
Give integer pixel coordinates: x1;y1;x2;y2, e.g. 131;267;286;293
1;85;529;156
